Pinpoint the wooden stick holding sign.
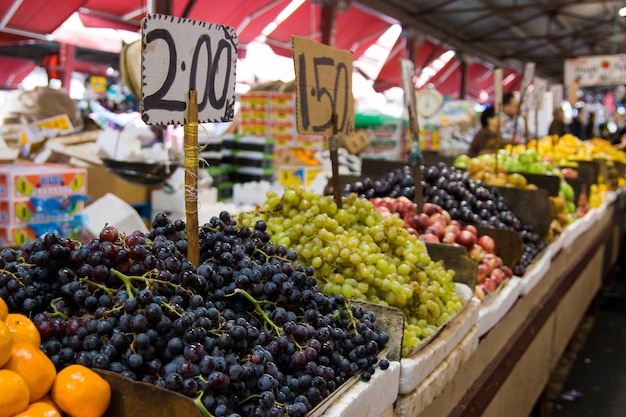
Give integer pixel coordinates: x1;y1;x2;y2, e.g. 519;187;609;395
141;14;238;266
400;58;423;212
493;68;503;173
533;78;548;151
292;36;354;208
184;91;199;265
516;62;535;146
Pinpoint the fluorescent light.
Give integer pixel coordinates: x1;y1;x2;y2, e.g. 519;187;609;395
619;6;626;17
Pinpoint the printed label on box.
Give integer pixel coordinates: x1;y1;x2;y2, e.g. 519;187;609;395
279;166;324;188
0;164;87;199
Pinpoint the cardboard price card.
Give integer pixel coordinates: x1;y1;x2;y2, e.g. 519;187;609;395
141;14;238;125
292;36;354;136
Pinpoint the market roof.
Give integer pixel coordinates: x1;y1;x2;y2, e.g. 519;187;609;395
1;0;625;95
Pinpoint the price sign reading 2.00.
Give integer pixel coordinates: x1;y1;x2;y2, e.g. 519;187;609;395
292;36;354;136
141;14;238;125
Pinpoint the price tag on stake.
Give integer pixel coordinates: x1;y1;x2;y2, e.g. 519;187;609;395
140;14;238;125
292;36;354;136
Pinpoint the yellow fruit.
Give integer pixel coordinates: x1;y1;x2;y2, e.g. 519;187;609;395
4;343;57;403
0;320;12;367
0;369;30;417
10;401;62;417
0;297;8;321
51;364;111;417
4;314;41;347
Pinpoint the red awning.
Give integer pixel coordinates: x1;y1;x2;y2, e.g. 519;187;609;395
0;56;36;89
0;0;521;97
373;37;521;101
0;0;84;41
263;2;394;59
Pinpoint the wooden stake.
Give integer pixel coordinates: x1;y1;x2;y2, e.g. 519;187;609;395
184;90;199;266
328;115;342;209
408;111;423;213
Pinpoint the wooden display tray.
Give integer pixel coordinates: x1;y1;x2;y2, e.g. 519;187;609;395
518;173;560;196
426;242;477;289
475;227;524;268
495;186;553;237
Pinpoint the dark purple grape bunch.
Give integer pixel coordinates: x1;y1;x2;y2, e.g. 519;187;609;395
0;211;390;417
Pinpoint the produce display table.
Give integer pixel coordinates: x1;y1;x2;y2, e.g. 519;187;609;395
416;190;621;417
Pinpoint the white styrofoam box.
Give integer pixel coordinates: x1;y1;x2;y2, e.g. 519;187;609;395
84;193;148;236
559;211;595;251
161;202;256;226
543;231;564;260
604;190;617;206
198;202;255;224
321;361;400;417
394;325;480;417
232;181;284;206
398;296;480;395
478;277;522;337
519;248;552;296
151;186;218;220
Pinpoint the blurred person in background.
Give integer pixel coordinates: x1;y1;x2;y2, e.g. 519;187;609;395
468;106;500;157
501;91;526;144
571;109;585;139
548;107;570;137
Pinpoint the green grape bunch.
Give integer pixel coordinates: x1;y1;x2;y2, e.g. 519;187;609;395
238;186;464;356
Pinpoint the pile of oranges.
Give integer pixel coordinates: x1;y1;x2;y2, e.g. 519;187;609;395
0;298;111;417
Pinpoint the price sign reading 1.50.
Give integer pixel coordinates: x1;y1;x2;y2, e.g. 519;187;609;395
292;36;354;136
141;14;238;125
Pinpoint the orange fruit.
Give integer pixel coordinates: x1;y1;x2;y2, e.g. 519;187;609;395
4;314;41;347
0;369;30;417
10;401;61;417
0;297;7;321
0;320;12;367
51;364;111;417
4;342;56;403
36;396;59;413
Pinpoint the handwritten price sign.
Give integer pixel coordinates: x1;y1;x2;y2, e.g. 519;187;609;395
292;36;354;136
141;14;238;125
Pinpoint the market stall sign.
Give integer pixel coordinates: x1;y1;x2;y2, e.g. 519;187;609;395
140;14;238;125
292;36;354;136
564;54;626;87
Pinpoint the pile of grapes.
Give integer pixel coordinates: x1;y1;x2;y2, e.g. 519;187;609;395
0;212;390;417
237;187;464;357
341;163;546;275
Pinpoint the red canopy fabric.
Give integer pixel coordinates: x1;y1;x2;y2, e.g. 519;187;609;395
373;37;521;101
0;0;83;40
0;0;521;97
263;2;393;59
0;56;36;88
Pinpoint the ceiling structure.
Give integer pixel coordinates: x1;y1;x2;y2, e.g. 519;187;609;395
356;0;626;85
0;0;625;98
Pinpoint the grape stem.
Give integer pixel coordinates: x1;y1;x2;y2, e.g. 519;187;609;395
80;278;116;298
110;269;137;298
48;297;69;320
233;288;282;336
193;390;215;417
110;268;193;300
334;302;358;334
160;301;184;318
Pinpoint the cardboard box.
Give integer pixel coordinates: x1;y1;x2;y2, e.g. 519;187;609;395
0;195;84;224
0;163;87;199
86;165;151;205
0;216;83;247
